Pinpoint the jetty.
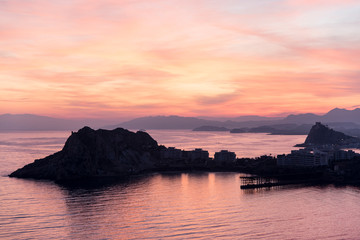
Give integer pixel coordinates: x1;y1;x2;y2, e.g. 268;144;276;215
240;175;323;189
240;176;280;189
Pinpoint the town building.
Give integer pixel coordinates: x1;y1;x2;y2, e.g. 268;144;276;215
332;150;357;161
160;147;182;160
214;150;236;162
277;149;329;167
187;148;209;161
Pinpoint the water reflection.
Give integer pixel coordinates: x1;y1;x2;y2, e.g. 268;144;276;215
3;172;360;239
61;175;153;239
57;173;360;239
58;173;244;239
3;130;360;239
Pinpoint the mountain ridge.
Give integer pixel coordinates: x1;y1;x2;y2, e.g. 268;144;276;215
2;108;360;131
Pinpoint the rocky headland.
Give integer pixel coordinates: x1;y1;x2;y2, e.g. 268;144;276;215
9;127;160;181
295;122;360;148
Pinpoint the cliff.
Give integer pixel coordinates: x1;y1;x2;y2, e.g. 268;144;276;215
9;127;159;181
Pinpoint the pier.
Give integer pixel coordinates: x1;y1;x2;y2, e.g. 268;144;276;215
240;176;317;189
240;176;280;189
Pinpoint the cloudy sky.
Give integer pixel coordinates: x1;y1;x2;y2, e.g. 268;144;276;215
1;0;360;119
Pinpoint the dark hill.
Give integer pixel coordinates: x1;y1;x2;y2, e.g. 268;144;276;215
110;115;223;130
296;122;360;147
323;108;360;123
9;127;159;181
283;108;360;124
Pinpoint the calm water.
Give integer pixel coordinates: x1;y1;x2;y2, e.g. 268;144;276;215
1;130;360;239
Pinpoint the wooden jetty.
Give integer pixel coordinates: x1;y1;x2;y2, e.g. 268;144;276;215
240;175;321;189
240;176;279;189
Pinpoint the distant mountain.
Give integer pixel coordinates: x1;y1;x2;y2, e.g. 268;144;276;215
230;115;283;122
111;108;360;131
283;113;321;124
230;128;248;133
198;115;282;122
3;108;360;131
110;116;225;130
230;124;312;135
283;108;360;124
322;108;360;123
0;114;118;131
193;126;229;131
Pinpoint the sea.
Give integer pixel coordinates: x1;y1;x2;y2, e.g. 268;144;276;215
1;130;360;239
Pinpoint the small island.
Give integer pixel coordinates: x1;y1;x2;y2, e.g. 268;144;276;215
193;126;229;131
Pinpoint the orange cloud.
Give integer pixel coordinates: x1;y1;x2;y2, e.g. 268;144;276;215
1;0;360;118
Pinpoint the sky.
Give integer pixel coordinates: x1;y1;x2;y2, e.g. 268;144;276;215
1;0;360;119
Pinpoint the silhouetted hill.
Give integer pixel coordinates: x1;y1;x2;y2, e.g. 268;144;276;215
230;124;312;135
305;122;354;145
295;122;360;147
283;108;360;124
270;124;313;135
9;127;159;180
3;108;360;131
283;113;321;124
114;108;360;130
193;126;229;131
198;115;282;122
112;116;287;130
322;108;360;123
111;116;224;130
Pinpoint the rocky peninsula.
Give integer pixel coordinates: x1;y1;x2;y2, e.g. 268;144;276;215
9;127;160;181
295;122;360;148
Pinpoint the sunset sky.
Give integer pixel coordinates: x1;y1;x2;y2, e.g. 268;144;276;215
1;0;360;119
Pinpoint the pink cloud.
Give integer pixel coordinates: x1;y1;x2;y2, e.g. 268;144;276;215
1;0;360;118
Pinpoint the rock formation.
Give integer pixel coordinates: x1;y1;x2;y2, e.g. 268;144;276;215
9;127;159;181
296;122;359;147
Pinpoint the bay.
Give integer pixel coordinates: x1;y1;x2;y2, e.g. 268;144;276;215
1;130;360;239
